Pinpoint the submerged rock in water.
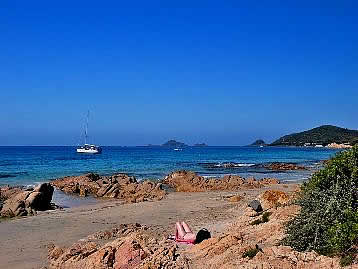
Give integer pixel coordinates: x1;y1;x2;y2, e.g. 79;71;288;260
263;162;306;171
0;183;54;218
162;170;279;192
51;173;166;203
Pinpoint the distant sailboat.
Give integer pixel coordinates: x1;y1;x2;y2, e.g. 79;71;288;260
76;111;102;154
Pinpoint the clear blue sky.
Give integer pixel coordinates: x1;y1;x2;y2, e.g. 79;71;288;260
0;1;357;146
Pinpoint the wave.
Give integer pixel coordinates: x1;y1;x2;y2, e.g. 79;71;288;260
199;162;255;169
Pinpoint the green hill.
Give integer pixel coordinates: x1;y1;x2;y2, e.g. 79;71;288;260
271;125;358;146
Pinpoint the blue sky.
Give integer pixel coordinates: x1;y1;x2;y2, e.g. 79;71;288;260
0;1;357;146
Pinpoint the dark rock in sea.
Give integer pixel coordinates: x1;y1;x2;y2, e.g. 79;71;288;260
51;173;166;203
263;162;306;171
161;139;187;148
251;139;266;146
248;200;263;213
0;183;55;218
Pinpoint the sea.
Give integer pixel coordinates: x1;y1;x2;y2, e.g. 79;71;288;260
0;146;340;207
0;146;340;186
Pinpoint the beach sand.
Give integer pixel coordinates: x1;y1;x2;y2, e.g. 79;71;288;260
0;184;297;269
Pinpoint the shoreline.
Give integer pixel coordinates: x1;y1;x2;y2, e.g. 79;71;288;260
0;183;299;269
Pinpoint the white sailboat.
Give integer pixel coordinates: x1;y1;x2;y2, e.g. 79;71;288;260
76;111;102;154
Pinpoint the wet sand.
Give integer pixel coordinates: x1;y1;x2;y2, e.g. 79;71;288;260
0;184;297;269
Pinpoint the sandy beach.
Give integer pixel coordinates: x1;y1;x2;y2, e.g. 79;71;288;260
0;183;297;269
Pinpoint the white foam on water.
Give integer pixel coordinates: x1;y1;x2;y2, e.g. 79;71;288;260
214;163;255;167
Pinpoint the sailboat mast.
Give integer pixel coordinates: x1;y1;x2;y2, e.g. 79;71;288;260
85;110;89;144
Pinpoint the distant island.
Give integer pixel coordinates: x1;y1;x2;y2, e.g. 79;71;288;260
271;125;358;147
146;140;207;147
193;143;208;147
161;140;188;148
250;139;266;146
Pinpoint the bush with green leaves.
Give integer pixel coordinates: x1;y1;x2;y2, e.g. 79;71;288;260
250;212;272;225
242;247;259;259
282;145;358;257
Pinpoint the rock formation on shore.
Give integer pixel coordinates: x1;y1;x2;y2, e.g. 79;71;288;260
162;170;279;192
183;187;342;268
51;173;166;203
47;186;344;268
186;203;341;268
0;183;54;218
48;223;190;269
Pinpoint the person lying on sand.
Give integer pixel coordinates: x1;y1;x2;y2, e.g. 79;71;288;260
171;221;211;244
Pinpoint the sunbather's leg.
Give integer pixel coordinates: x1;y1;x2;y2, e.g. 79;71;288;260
182;221;193;233
176;222;186;239
183;232;196;241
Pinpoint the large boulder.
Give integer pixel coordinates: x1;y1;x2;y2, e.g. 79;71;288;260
51;173;166;204
259;189;290;209
0;183;54;218
51;173;101;195
248;200;263;213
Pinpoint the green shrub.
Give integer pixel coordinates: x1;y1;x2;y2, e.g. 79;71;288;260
282;146;358;256
340;254;355;267
242;247;259;259
250;212;271;225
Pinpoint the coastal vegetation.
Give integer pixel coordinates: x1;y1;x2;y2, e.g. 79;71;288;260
242;247;260;259
282;145;358;264
250;212;272;225
271;125;358;146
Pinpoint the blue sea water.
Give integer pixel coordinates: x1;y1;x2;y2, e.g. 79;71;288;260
0;146;340;187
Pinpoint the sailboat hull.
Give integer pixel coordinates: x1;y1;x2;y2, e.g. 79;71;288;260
76;145;102;154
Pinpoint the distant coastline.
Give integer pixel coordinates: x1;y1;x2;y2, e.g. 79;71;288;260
270;125;358;148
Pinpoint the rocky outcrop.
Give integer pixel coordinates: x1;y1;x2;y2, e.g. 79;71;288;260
48;224;190;269
0;183;54;218
263;162;306;171
162;171;279;192
186;202;341;268
259;189;290;209
51;173;166;203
